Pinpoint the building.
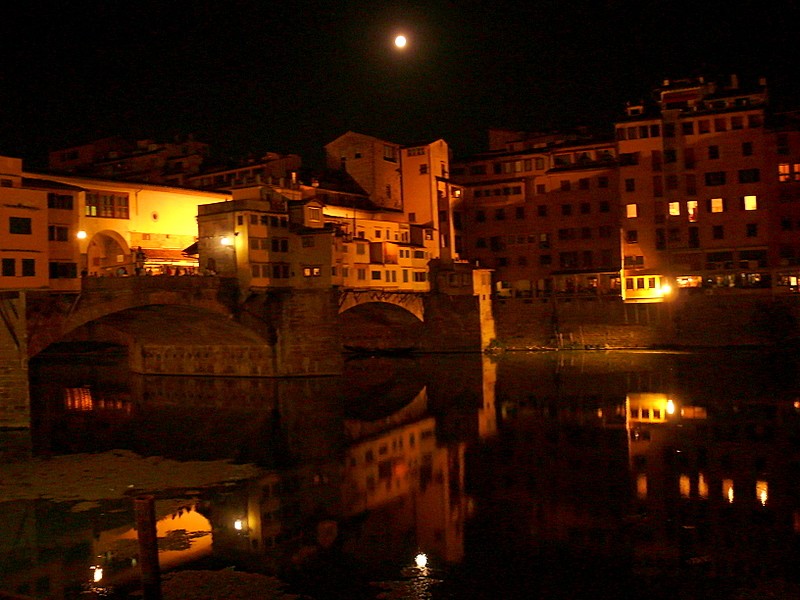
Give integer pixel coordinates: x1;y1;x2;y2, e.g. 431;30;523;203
452;130;621;298
0;157;49;290
48;136;210;186
615;75;800;299
23;169;230;279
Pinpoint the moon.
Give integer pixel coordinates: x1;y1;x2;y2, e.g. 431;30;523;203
394;34;407;49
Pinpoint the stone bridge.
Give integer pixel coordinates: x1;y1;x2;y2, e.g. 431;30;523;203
1;275;494;430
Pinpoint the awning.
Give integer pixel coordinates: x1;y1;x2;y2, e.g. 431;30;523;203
139;248;198;265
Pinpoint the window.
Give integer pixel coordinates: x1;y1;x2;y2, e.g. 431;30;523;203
48;225;69;241
626;203;638;218
560;180;571;191
475;210;486;223
687;200;698;222
303;266;322;277
494;208;505;221
536;183;546;194
302;236;315;247
744;195;758;210
698;120;710;134
539;254;552;265
704;172;726;186
370;270;382;280
476;237;486;248
746;223;758;237
712;225;724;239
20;258;34;276
599;201;610;213
2;258;14;276
383;145;397;162
738;168;760;183
561;204;572;216
580;202;590;214
708;145;720;160
625;178;635;192
598;176;609;188
749;114;763;128
515;206;525;219
85;192;129;218
49;262;77;279
742;142;753;156
581;226;592;239
669;202;680;216
271;237;289;252
682;121;695;135
9;216;31;234
626;230;638;243
47;193;73;210
579;178;589;190
731;116;744;130
419;164;428;174
714;118;727;132
710;198;725;213
537;205;548;217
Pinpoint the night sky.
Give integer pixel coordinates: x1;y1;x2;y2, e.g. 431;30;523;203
3;0;800;169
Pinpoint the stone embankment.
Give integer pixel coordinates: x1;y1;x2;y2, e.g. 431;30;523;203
492;292;800;350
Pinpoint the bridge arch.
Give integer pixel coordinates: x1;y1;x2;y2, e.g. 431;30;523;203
26;277;234;357
338;289;424;321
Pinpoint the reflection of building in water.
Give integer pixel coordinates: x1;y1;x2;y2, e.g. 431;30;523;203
626;392;800;581
342;388;468;564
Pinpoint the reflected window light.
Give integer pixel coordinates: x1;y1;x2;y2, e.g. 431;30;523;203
723;479;734;503
636;474;648;499
698;473;709;499
756;480;768;506
679;474;691;498
666;399;676;415
415;553;428;569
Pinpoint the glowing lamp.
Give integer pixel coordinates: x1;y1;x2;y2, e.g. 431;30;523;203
665;399;676;415
415;553;427;568
92;566;103;583
394;35;407;49
234;519;244;531
220;236;233;246
660;284;672;296
77;230;87;239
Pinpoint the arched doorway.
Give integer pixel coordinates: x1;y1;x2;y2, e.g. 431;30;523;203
85;230;131;276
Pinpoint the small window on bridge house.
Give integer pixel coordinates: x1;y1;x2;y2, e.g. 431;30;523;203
302;236;315;247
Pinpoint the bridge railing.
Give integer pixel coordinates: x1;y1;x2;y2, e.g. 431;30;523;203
81;274;223;293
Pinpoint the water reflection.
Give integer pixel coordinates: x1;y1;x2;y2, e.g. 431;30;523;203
3;349;800;598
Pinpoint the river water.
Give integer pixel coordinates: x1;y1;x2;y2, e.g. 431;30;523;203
3;347;800;599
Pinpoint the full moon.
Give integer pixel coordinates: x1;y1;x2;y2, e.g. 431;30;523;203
394;34;407;49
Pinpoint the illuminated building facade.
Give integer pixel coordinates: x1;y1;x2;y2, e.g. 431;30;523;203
452;132;621;297
615;75;782;296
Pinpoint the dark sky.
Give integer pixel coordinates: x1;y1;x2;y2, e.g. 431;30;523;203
3;0;800;169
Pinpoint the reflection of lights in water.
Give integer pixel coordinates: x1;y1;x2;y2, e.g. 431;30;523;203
757;480;768;506
375;553;442;598
234;519;244;531
415;553;428;569
723;479;734;503
92;565;103;583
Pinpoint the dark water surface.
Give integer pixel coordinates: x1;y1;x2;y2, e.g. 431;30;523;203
3;348;800;599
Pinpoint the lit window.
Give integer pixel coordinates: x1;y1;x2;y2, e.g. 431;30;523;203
626;203;638;218
711;198;724;213
744;195;758;210
779;163;791;182
668;202;680;216
687;201;698;222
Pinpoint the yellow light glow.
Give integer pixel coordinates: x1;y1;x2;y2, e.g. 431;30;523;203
756;480;768;506
234;519;244;531
220;236;233;246
723;479;734;503
698;473;709;499
679;475;691;498
666;399;676;415
660;284;672;296
395;35;407;49
77;230;87;239
636;474;648;499
92;566;103;583
415;553;427;568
